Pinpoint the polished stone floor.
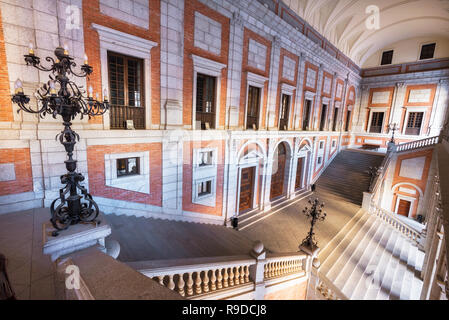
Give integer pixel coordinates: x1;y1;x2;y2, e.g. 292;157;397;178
0;191;359;299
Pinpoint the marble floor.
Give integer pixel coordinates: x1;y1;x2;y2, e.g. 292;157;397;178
0;190;359;299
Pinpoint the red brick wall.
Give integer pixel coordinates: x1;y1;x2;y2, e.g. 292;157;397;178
0;10;13;122
239;28;272;129
182;140;225;216
0;148;33;196
183;0;230;128
82;0;161;126
87;143;162;206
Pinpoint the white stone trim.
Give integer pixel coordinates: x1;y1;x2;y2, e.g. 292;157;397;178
191;54;227;130
245;72;267;130
401;107;428;136
0;163;15;182
192;176;217;207
192;147;218;207
92;23;158;130
104;151;150;194
367;107;388;134
394;194;416;219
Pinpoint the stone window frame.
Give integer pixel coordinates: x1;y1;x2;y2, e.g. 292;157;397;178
401;106;428;136
191;54;226;130
192;147;218;207
105;151;150;194
278;83;296;130
0;163;16;182
92;23;158;130
367;107;388;134
245;72;268;130
302;91;316;130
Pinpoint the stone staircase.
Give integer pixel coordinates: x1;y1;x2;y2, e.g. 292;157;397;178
315;150;385;205
318;209;424;300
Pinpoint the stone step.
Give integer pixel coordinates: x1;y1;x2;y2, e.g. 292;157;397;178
318;209;365;263
319;212;371;276
343;220;389;299
324;215;378;282
389;236;410;299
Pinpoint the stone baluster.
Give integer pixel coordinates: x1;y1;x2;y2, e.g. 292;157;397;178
210;269;217;291
203;270;210;293
239;266;245;284
157;275;164;286
168;274;175;291
223;268;229;288
186;272;194;296
195;271;202;294
217;268;223;289
177;273;185;296
244;265;250;283
229;267;235;286
234;266;240;285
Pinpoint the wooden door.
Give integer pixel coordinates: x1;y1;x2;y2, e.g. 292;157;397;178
397;199;411;217
295;157;304;190
239;167;255;214
270;144;286;200
279;94;290;131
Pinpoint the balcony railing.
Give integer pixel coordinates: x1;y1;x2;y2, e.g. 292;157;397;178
396;136;440;153
110;105;145;129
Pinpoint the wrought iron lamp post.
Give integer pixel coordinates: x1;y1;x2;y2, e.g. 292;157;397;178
388;123;399;143
301;198;327;250
11;44;109;235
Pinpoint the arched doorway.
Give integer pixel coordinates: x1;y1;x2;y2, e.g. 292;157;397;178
270;142;287;201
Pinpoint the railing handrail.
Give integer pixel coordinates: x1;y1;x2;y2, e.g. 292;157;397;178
265;252;308;263
128;255;256;276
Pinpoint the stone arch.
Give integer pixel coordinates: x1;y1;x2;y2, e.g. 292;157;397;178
269;141;293;201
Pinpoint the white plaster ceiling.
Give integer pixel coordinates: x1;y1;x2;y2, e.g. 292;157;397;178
282;0;449;66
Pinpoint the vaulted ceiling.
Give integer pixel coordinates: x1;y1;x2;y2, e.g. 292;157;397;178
282;0;449;66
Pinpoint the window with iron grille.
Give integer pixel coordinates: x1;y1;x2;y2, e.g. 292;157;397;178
198;180;212;197
246;86;260;130
369;112;384;133
332;107;339;131
199;151;213;167
117;157;140;177
319;104;327;131
108;52;144;130
302;99;312;130
344;109;351;132
279;94;290;131
381;50;394;65
196;73;216;130
405;112;424;136
420;43;436;60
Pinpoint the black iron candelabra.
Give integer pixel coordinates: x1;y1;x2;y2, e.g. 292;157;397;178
11;44;109;235
388;123;399;143
301;198;327;249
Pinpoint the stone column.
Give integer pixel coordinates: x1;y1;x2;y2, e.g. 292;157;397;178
312;64;324;130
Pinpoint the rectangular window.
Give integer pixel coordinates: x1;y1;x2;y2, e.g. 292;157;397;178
332;108;339;131
302;99;312;130
319;141;324;149
369;112;384;133
199;151;213;167
247;86;261;130
319;104;327;131
198;180;212;197
279;94;290;131
196;73;216;130
317;157;322;165
117;157;140;177
345;110;351;132
381;50;394;65
332;140;336;148
108;52;144;130
420;43;436;60
405;112;424;135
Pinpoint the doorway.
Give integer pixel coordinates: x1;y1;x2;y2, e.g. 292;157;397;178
295;157;304;190
239;166;255;214
397;199;411;217
270;143;287;200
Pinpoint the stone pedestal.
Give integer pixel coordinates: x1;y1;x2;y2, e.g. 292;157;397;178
43;213;112;261
299;243;321;270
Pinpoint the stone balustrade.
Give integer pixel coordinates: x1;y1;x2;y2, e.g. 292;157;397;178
263;253;307;280
310;268;348;300
396;136;440;153
370;205;422;244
